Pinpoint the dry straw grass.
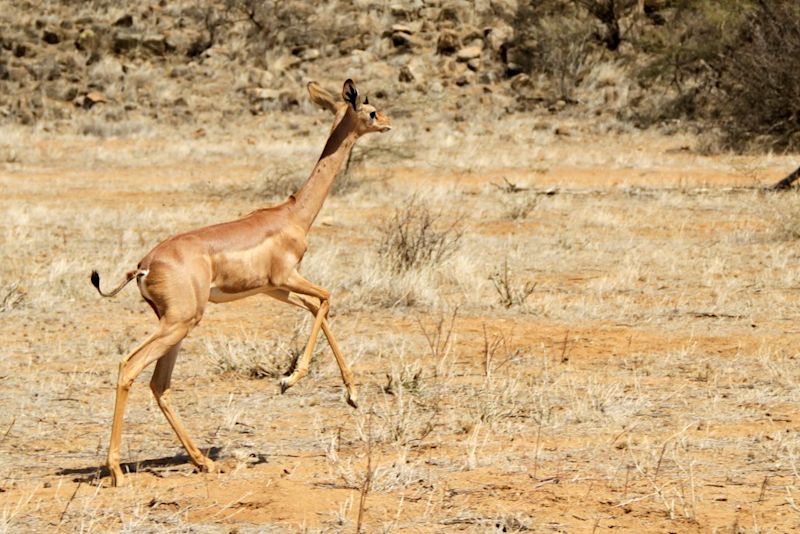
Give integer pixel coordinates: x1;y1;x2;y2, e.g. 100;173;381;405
2;110;800;532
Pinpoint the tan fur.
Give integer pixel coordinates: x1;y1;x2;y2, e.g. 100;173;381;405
97;79;391;487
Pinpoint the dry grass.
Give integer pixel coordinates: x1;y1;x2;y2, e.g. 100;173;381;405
1;110;800;532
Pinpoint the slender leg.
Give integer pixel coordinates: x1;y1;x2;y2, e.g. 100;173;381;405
275;272;331;394
150;342;216;472
107;321;190;487
265;289;358;408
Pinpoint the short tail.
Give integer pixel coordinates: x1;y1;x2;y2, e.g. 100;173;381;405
90;268;144;298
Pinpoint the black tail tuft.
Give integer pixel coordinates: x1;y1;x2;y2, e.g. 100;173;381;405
90;270;100;290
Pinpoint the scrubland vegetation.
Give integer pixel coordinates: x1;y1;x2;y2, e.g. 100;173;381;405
1;0;800;532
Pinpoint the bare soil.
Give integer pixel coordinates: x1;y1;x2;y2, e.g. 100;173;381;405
1;111;800;533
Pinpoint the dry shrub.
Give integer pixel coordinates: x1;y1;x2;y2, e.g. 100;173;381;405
205;333;302;379
489;259;536;308
714;1;800;151
378;195;463;273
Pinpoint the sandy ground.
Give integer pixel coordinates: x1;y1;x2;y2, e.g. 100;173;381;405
1;111;800;533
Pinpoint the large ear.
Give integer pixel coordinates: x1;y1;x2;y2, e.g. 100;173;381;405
342;79;362;111
307;81;338;114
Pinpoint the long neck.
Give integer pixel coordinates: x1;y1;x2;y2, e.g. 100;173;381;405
291;112;358;231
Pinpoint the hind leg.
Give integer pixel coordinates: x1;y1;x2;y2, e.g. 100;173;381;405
107;320;194;486
150;342;216;473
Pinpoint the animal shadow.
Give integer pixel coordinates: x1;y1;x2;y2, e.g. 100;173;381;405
54;447;225;484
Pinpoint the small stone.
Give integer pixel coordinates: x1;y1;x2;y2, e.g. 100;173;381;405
301;48;320;61
81;91;107;109
436;30;459;55
62;86;78;101
114;14;134;27
42;30;60;45
247;88;280;102
437;5;462;24
391;32;415;48
455;74;470;86
113;31;140;53
272;54;301;71
467;57;481;71
390;4;412;18
142;34;167;55
398;65;415;83
456;45;482;62
391;24;413;34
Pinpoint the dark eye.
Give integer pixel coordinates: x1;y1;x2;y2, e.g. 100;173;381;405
369;111;376;119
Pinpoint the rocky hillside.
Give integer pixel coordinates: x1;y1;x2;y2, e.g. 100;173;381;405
0;0;541;134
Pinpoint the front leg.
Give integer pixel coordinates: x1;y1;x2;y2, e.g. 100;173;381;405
276;271;330;394
265;288;358;408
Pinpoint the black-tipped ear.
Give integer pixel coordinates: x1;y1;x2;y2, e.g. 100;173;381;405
364;95;369;105
90;270;100;289
342;79;360;111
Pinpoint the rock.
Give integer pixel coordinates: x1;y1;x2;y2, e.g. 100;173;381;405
392;31;414;48
114;14;134;27
113;31;140;53
456;45;482;62
467;58;481;71
455;73;472;86
301;48;320;61
80;90;107;109
142;34;167;55
14;43;27;58
436;30;459;55
272;54;301;71
169;66;190;78
246;87;281;102
62;86;78;101
398;65;415;83
338;35;366;55
485;22;513;54
42;30;60;44
437;4;463;25
391;24;414;34
390;4;414;18
510;73;532;92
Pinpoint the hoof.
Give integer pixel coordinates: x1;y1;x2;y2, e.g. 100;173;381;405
346;392;359;410
109;468;126;488
198;459;217;474
279;377;291;394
